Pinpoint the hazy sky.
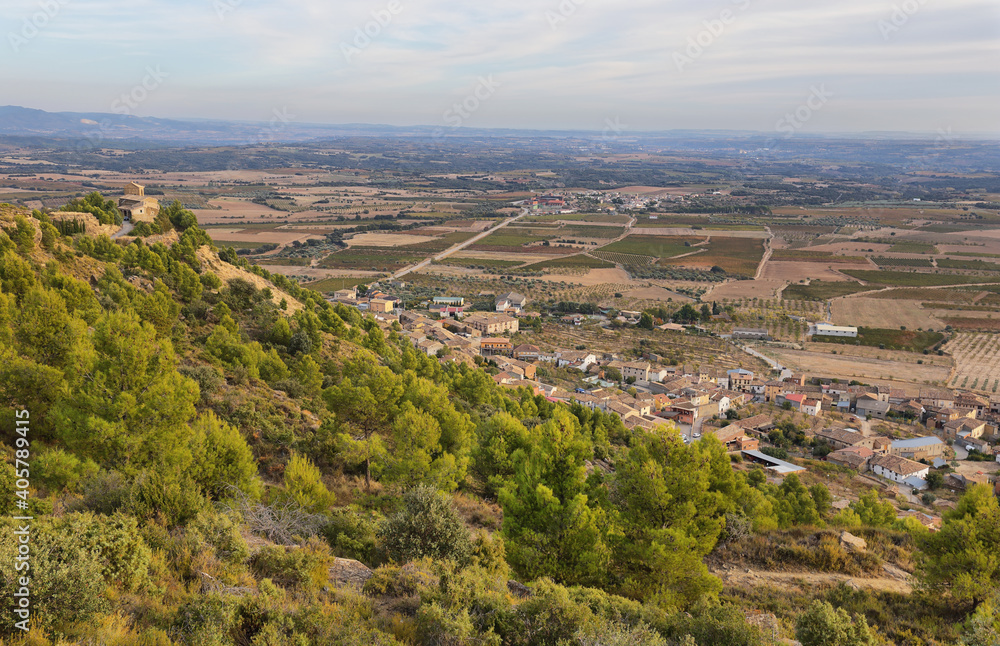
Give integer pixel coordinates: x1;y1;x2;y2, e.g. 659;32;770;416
3;0;999;134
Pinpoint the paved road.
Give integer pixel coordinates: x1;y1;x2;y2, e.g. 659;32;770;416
111;220;134;239
392;208;529;279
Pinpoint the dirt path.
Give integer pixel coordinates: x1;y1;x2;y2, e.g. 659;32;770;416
753;227;774;280
711;565;913;594
391;208;529;279
111;221;134;239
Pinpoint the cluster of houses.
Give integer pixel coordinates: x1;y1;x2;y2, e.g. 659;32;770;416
329;284;998;497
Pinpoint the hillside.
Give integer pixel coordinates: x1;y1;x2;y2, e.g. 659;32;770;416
0;203;997;645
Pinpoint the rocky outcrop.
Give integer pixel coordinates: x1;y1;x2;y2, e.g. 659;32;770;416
840;531;867;552
329;557;373;590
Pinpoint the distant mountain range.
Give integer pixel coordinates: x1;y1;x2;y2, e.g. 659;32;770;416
3;105;994;148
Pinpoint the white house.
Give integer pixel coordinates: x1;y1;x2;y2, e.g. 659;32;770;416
870;454;929;484
801;398;822;417
495;292;528;313
810;323;859;338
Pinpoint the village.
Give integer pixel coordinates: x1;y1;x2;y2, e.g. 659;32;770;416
331;281;1000;530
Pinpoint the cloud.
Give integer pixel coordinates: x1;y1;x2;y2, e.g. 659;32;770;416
1;0;997;132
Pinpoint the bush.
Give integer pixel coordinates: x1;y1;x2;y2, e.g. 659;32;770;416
323;507;380;564
249;537;331;590
283;451;335;513
379;485;473;565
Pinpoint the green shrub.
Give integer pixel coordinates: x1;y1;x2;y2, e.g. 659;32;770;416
249;537;331;590
379;485;473;565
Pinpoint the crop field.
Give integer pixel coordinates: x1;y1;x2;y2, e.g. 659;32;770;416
944;333;1000;392
937;258;1000;271
591;251;658;267
303;276;368;293
598;235;703;258
520;254;614;271
660;236;766;277
319;247;425;271
522;212;631;224
810;327;945;353
780;280;872;301
868;288;979;303
347;233;439;247
556;225;627;239
840;270;1000;287
770;250;867;264
831;297;943;330
767;347;951;391
433;258;524;269
871;257;935;268
888;242;937;254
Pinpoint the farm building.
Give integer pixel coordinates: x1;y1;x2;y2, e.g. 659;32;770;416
117;182;160;222
495;292;527;313
433;296;465;306
810;323;858;338
741;450;805;475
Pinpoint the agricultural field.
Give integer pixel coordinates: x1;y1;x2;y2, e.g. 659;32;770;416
659;236;766;277
810;327;945;353
520;254;614;271
781;280;875;301
871;257;935;269
887;241;938;254
302;276;371;293
319;247;426;272
944;333;1000;393
840;270;1000;287
831;297;944;331
769;249;867;264
937;257;1000;271
591;251;657;267
765;348;952;394
598;235;704;258
521;212;631;224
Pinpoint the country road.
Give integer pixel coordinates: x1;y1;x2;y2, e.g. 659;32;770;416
111;220;134;239
392;208;529;279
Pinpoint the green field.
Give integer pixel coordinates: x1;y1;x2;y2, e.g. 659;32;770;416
214;240;268;250
812;327;945;352
770;249;866;264
433;258;524;269
520;254;614;270
599;235;703;258
659;236;765;277
872;257;935;268
556;225;627;239
319;247;424;271
401;231;477;253
303;276;367;292
782;281;874;301
522;212;631;224
472;227;554;247
840;270;1000;287
888;241;937;254
937;258;1000;271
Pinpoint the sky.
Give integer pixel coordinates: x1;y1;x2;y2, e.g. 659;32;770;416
2;0;999;135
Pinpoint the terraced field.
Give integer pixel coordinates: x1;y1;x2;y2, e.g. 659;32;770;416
945;333;1000;393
